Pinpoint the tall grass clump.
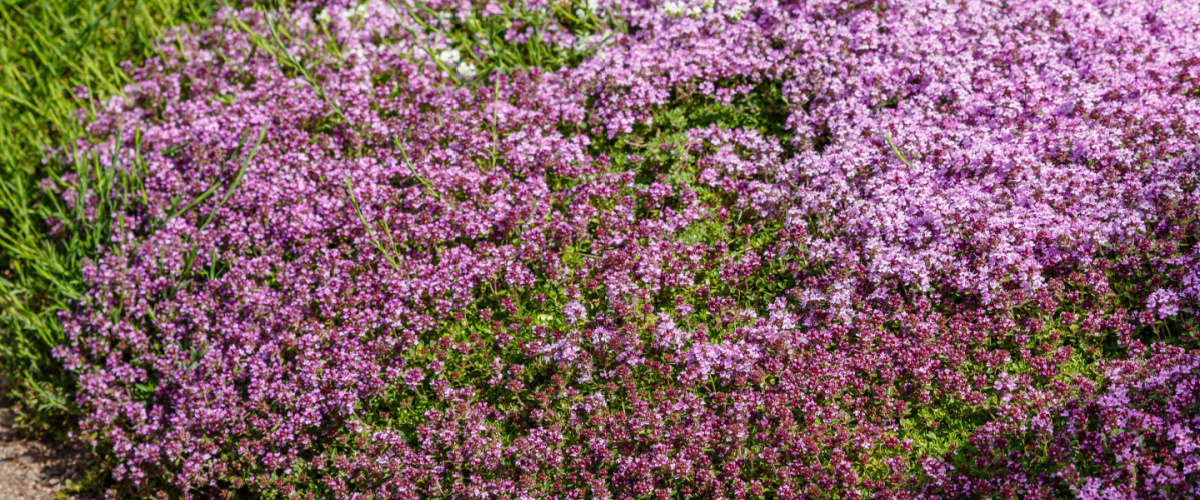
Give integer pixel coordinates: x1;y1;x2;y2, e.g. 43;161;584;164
11;0;1200;498
0;0;225;173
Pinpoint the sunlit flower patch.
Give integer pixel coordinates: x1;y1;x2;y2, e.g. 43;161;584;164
57;0;1200;498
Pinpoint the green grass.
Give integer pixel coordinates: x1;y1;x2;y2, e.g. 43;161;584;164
0;0;226;175
0;0;226;435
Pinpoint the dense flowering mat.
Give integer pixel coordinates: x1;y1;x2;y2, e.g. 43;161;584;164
53;0;1200;498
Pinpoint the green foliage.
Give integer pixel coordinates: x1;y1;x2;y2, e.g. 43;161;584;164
0;0;225;174
390;0;622;81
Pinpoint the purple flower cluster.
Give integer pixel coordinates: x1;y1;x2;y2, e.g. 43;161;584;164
926;347;1200;499
57;0;1200;498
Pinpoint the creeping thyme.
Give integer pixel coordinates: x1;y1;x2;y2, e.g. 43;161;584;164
54;0;1200;498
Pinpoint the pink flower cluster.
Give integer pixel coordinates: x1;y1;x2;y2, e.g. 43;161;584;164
57;0;1200;498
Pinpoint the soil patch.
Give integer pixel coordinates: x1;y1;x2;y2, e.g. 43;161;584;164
0;403;85;500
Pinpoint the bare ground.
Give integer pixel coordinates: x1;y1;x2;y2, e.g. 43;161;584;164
0;403;85;500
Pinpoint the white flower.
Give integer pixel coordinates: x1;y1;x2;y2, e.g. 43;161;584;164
663;1;683;16
573;33;593;52
315;10;331;23
338;3;369;21
438;48;462;65
456;61;477;78
345;46;366;61
576;0;600;17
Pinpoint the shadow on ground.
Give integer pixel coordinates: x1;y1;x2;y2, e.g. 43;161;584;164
0;394;86;499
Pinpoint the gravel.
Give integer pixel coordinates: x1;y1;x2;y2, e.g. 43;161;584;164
0;403;85;500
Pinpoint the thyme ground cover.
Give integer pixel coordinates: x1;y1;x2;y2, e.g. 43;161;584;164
23;0;1200;498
